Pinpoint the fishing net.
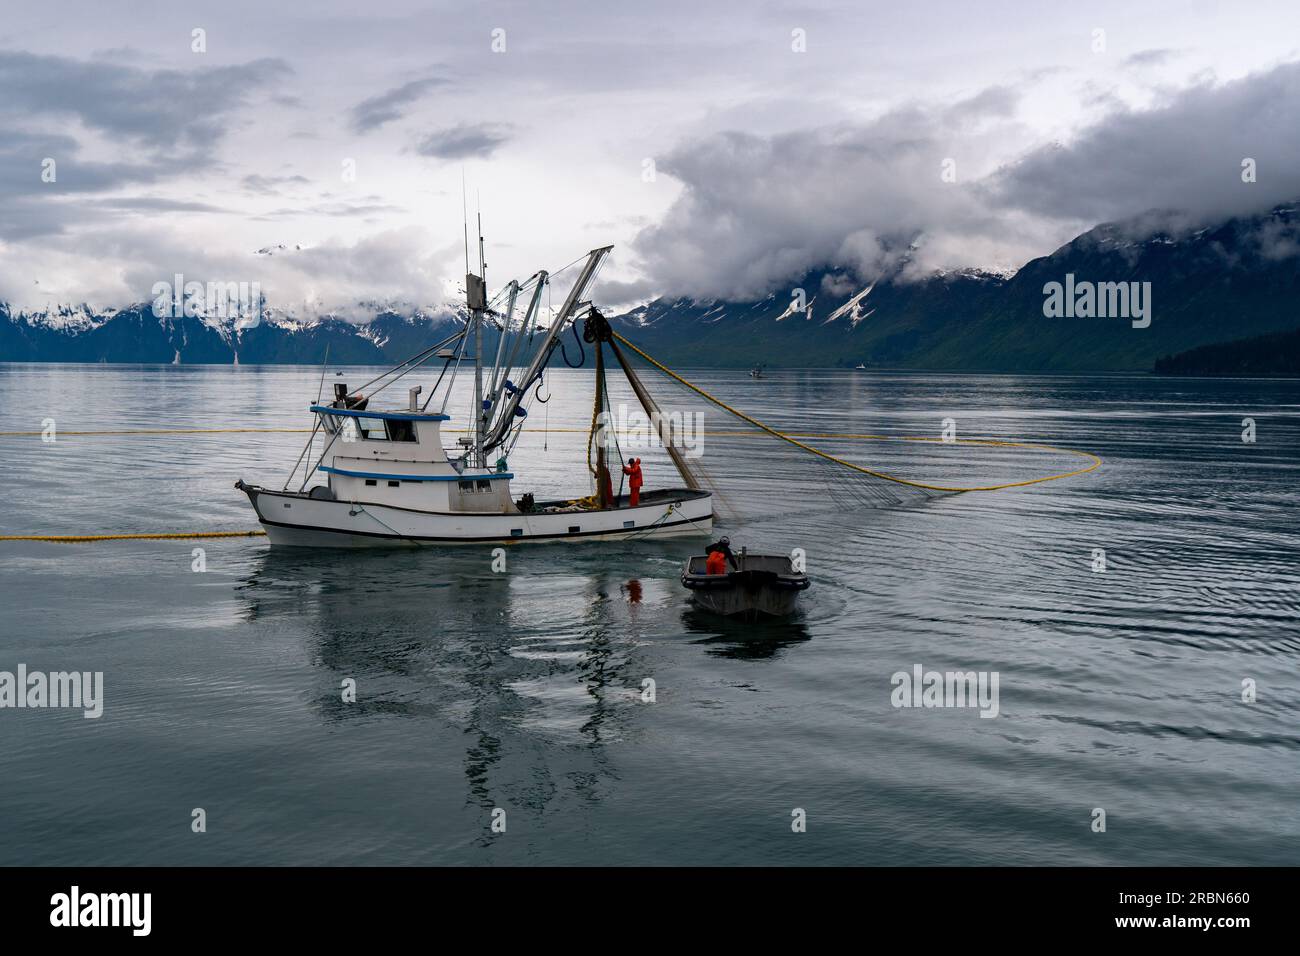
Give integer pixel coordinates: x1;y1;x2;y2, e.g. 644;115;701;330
601;333;1100;525
586;336;626;506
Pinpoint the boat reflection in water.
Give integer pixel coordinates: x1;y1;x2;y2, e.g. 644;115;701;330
680;607;811;660
232;542;809;820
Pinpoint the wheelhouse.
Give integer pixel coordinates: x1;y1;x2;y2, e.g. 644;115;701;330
307;401;516;513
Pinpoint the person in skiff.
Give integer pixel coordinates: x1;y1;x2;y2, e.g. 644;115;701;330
705;536;739;572
622;457;643;507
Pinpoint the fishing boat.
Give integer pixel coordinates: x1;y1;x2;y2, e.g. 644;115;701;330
235;244;713;547
749;365;764;379
854;363;866;370
681;548;810;620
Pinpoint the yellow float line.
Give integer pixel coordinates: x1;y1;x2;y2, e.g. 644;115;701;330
2;425;1081;444
0;428;309;436
0;531;266;542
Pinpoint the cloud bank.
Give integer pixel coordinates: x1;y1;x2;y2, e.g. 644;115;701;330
630;61;1300;300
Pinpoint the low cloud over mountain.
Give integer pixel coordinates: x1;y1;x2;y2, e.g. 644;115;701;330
629;60;1300;301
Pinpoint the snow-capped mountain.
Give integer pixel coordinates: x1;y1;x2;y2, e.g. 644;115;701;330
16;303;116;334
0;300;471;365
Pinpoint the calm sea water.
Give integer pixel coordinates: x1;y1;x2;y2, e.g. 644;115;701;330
1;362;1297;866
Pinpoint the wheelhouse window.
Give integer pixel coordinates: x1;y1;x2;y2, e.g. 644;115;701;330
318;413;351;438
386;419;417;442
458;480;474;492
476;479;492;491
355;417;389;441
347;416;418;442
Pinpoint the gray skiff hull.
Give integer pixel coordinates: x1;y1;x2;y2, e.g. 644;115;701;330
681;552;810;620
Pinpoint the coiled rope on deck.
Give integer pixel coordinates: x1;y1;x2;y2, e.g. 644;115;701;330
611;333;1101;493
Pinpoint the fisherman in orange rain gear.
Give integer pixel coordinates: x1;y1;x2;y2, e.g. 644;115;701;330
706;536;739;571
622;457;643;507
705;549;728;575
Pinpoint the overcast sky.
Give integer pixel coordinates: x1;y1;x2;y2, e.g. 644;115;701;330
2;0;1299;313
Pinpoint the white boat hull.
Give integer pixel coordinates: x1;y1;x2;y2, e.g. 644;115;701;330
240;484;713;547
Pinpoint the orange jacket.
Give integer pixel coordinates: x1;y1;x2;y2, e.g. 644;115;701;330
705;550;727;575
622;459;643;489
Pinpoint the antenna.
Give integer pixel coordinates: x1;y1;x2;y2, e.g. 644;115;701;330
315;342;331;404
477;192;485;286
461;169;470;278
473;216;484;467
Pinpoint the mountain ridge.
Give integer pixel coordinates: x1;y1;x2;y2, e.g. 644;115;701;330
609;201;1300;371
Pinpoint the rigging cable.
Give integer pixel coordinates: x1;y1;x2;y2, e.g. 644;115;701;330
421;349;460;412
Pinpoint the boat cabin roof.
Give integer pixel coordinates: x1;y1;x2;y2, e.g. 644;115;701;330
309;404;450;422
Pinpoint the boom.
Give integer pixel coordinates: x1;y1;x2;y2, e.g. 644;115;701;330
481;245;611;453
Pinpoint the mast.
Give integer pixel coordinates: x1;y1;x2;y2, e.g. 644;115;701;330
474;307;483;466
592;337;613;508
471;209;487;467
465;268;487;467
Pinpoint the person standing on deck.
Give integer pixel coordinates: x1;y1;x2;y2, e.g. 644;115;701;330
705;536;739;571
622;457;643;507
